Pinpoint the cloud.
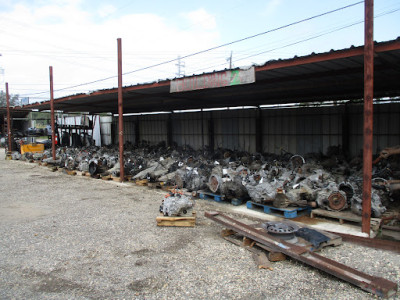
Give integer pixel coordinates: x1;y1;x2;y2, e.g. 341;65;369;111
262;0;282;17
97;4;117;18
182;8;217;30
0;2;220;101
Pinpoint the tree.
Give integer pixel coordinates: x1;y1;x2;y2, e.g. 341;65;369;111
0;90;20;107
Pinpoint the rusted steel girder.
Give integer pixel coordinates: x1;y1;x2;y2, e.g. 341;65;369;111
5;83;11;153
117;38;124;182
362;0;374;235
205;211;397;298
327;231;400;254
49;66;56;160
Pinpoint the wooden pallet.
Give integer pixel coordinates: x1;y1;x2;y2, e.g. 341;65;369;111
135;179;149;186
252;223;342;251
62;169;77;176
221;221;342;260
75;171;90;177
198;191;244;206
147;182;163;189
101;174;112;180
246;201;311;219
101;174;132;182
222;229;286;263
310;209;381;231
156;212;196;227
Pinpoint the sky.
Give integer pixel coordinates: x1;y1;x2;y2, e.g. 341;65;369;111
0;0;399;104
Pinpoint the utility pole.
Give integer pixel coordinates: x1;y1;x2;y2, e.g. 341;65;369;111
226;51;233;69
175;56;185;77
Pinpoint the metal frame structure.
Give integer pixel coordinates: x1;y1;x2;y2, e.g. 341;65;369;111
5;0;399;234
19;38;400;115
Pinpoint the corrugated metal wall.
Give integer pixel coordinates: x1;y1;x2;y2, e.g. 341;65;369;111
213;110;257;153
108;103;400;156
348;103;400;155
172;112;209;149
100;116;112;145
114;114;170;145
139;114;169;144
262;106;342;155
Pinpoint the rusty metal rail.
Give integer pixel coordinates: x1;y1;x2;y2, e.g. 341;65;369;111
205;211;398;298
327;231;400;253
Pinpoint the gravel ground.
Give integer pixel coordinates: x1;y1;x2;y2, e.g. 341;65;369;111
0;149;399;299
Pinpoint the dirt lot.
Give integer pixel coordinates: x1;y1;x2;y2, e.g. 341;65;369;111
0;149;399;299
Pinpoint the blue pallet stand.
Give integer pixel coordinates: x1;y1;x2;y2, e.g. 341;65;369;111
198;192;244;206
198;191;224;202
246;201;311;219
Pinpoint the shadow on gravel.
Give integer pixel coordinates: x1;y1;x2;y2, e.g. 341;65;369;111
22;269;97;298
127;276;164;292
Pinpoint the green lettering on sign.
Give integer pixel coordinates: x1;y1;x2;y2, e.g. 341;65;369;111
230;70;240;85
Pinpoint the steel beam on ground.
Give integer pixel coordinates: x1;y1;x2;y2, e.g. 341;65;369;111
205;211;397;298
327;231;400;253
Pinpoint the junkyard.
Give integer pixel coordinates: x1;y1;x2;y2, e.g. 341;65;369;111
0;149;399;299
2;1;400;299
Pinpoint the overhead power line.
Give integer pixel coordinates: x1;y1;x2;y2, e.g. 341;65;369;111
191;6;400;74
22;1;364;97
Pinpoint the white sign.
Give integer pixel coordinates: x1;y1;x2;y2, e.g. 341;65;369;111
170;67;255;93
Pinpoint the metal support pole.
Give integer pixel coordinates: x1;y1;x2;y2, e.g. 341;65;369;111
201;109;204;150
117;38;124;182
49;66;56;160
362;0;374;235
5;83;11;154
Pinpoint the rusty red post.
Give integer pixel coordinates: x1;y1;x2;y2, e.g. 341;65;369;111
362;0;374;235
117;38;124;182
49;66;56;160
5;82;11;154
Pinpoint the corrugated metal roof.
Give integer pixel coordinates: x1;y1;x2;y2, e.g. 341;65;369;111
0;107;31;119
21;37;400;114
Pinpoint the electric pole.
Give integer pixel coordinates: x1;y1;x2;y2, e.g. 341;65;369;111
175;56;185;77
226;51;233;69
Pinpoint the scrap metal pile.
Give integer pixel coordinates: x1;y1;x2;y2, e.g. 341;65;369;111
10;142;400;216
